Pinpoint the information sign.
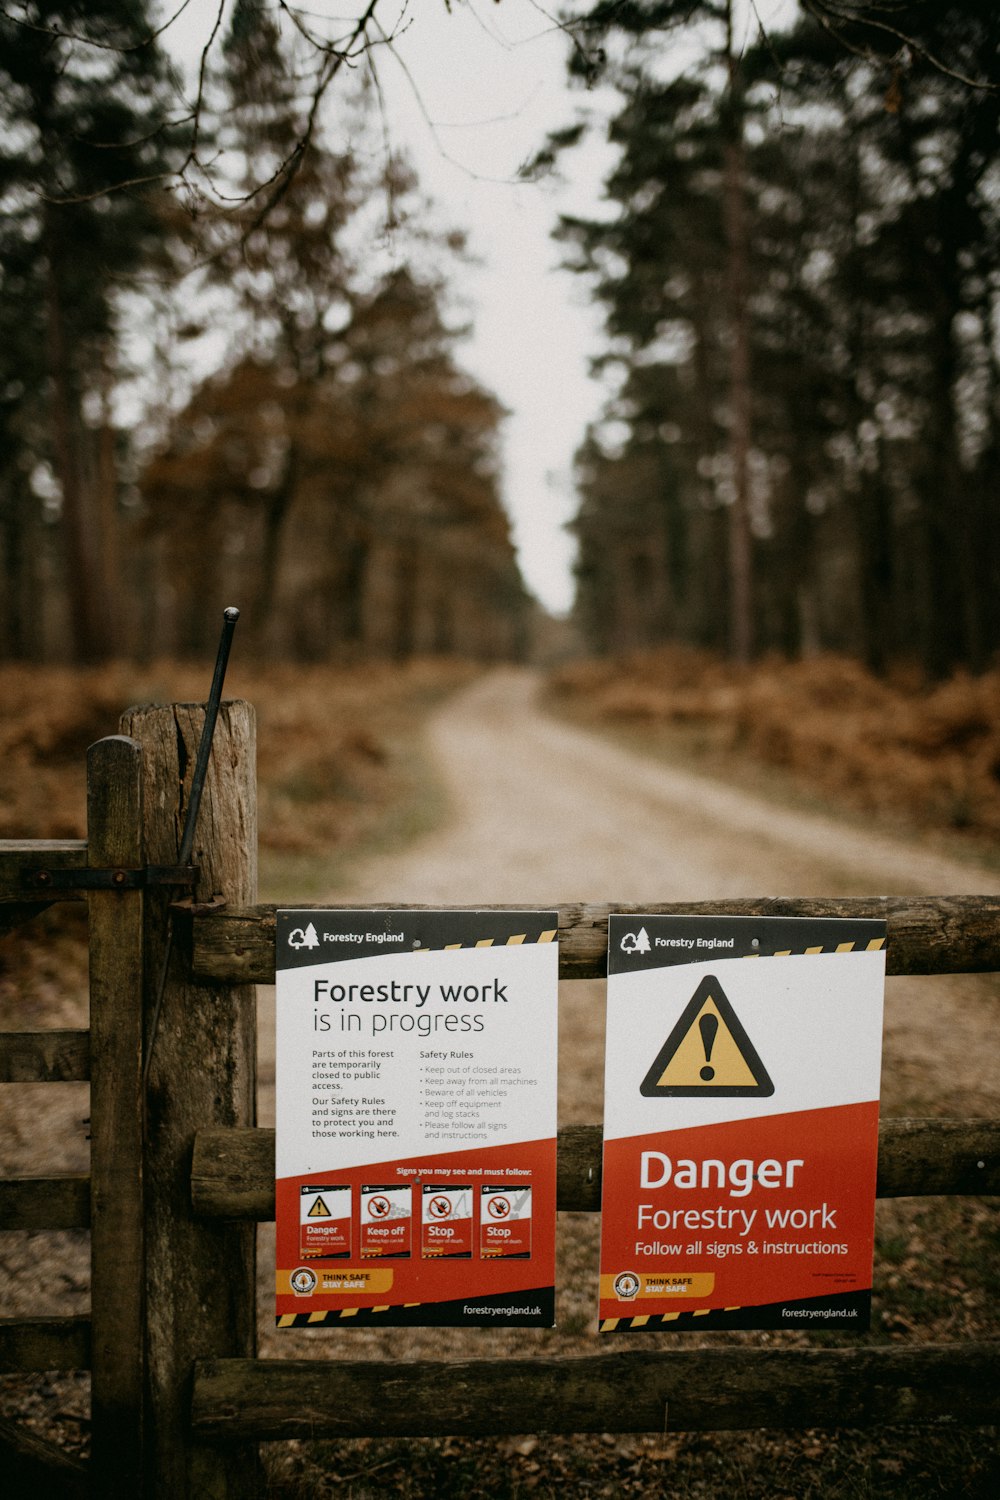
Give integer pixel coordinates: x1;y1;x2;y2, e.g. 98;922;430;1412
599;914;886;1331
276;909;558;1327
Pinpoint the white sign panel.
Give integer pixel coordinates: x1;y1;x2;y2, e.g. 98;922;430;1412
599;914;886;1332
276;909;558;1327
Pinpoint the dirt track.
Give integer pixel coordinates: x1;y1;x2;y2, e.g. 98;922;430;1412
259;666;1000;1135
256;667;1000;1365
346;667;997;906
334;667;1000;1123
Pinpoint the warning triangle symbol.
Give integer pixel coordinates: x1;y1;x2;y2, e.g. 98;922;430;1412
307;1194;332;1218
640;974;774;1097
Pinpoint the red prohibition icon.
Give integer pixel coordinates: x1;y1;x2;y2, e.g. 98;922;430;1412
429;1196;452;1218
368;1195;391;1218
487;1195;511;1220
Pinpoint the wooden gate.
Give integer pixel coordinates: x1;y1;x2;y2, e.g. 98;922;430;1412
1;699;998;1497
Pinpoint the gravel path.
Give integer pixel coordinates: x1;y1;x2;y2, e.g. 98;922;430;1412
347;666;996;906
332;666;1000;1124
255;667;1000;1365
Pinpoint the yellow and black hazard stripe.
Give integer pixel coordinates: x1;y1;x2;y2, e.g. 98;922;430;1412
277;1302;424;1328
746;935;885;959
600;1307;730;1332
414;929;557;954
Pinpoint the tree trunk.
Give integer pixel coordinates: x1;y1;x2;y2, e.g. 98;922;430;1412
722;2;754;664
43;215;114;662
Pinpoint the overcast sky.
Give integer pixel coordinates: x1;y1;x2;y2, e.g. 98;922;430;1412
162;1;795;617
371;1;617;617
368;1;794;615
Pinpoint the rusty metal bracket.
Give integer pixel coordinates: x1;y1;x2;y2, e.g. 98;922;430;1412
22;864;198;892
169;893;228;919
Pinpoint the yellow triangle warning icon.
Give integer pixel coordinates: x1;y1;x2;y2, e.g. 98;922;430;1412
640;975;774;1097
307;1194;332;1218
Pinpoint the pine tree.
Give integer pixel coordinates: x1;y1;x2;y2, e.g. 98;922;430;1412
0;1;181;660
551;0;1000;673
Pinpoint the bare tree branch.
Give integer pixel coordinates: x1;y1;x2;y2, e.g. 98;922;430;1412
801;1;999;92
69;112;198;153
37;170;180;205
185;0;228;169
5;0;606;252
524;0;608;83
23;1;392;222
236;0;383;240
0;0;198;54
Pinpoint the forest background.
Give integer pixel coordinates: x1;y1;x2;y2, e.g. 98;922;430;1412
1;1;998;681
2;1;1000;852
2;6;1000;1496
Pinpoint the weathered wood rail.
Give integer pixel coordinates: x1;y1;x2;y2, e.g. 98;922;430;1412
189;894;1000;983
191;1341;1000;1442
2;699;999;1497
188;1118;1000;1221
0;1029;90;1082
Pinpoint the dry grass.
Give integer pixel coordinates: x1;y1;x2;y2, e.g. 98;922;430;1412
0;656;475;866
550;647;1000;849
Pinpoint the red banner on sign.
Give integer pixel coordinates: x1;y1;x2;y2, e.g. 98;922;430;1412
276;1137;554;1325
599;1102;879;1325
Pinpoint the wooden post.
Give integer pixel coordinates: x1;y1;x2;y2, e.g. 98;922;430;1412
121;702;260;1500
88;735;146;1497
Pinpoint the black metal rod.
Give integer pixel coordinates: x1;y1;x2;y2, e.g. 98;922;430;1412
144;607;240;1094
178;606;240;866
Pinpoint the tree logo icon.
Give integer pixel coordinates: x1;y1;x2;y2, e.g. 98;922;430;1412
289;922;320;950
621;927;651;954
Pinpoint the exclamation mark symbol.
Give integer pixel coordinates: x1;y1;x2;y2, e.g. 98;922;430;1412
699;1013;719;1081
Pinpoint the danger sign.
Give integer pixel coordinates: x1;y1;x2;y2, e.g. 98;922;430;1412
640;975;773;1097
421;1185;473;1259
599;914;886;1332
300;1184;351;1260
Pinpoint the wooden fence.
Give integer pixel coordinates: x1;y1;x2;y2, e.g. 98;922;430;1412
1;700;998;1497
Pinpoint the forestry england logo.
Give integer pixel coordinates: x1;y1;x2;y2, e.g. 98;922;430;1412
620;928;651;955
288;923;320;950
